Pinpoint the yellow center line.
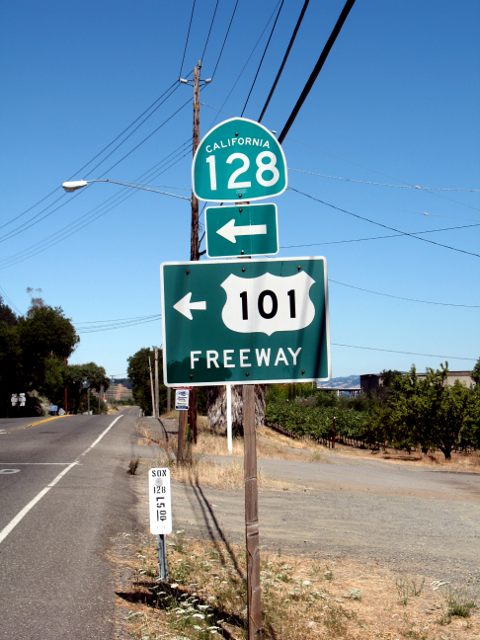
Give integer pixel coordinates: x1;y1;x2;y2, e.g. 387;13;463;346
26;415;74;428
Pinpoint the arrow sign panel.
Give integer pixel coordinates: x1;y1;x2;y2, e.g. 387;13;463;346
217;219;267;243
173;292;207;320
161;257;330;386
205;203;279;258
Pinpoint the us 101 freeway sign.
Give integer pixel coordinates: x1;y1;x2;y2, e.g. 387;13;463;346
161;257;330;386
192;117;287;202
205;203;279;258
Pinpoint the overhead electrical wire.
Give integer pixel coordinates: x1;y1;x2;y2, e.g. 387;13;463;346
0;148;192;269
200;0;220;63
331;342;476;363
1;79;180;233
290;186;480;259
208;3;282;127
0;192;80;244
329;279;480;308
290;167;480;194
258;0;310;122
179;0;197;78
278;0;356;143
75;313;160;326
84;82;182;179
280;221;480;249
76;314;161;334
241;0;285;117
0;284;21;313
210;0;240;79
94;97;192;179
0;140;193;269
1;82;186;244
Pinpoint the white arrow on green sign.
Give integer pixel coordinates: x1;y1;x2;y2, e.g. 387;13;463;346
160;257;330;386
205;203;279;258
192;117;287;202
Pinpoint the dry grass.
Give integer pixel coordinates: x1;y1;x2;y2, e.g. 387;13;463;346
137;417;480;494
120;535;479;640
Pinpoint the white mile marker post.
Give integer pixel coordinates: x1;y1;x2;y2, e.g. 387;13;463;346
148;468;173;581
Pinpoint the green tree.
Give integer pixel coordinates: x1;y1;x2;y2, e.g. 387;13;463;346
66;362;109;414
127;347;166;415
18;305;79;395
0;298;21;416
370;368;421;452
472;357;480;387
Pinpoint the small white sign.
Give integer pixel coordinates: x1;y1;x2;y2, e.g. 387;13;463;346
148;468;172;535
175;389;190;411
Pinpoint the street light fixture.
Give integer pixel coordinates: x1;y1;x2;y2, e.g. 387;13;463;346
61;178;190;201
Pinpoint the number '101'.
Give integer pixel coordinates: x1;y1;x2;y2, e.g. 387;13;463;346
240;289;296;320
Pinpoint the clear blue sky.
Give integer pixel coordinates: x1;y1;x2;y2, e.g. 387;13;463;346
1;0;479;380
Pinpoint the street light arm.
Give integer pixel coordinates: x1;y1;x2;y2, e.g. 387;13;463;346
61;178;190;201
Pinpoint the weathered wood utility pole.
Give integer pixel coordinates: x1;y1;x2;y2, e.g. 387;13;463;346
243;384;262;639
148;355;156;418
154;347;160;420
188;60;202;444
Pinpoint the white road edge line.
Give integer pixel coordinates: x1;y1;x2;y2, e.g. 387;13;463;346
0;414;124;546
80;414;124;457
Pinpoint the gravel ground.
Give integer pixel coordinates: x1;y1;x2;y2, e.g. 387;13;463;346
133;419;480;589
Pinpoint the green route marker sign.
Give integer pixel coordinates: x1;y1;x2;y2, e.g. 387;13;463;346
192;117;287;202
161;257;330;386
205;203;279;258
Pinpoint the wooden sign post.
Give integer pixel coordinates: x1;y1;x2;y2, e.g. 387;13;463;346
243;384;262;639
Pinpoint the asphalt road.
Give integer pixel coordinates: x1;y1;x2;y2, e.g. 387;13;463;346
0;409;140;640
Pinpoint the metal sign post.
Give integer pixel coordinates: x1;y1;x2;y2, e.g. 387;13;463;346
148;468;173;581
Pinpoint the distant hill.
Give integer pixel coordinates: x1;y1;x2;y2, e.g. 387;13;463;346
316;375;360;389
110;378;132;389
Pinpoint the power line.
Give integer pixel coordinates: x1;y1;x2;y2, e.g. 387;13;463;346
201;0;220;63
95;97;192;178
290;186;480;259
330;279;480;308
0;285;21;314
0;96;189;246
0;192;79;244
77;315;161;334
0;141;193;269
75;313;160;326
280;221;480;249
258;0;310;122
1;79;180;233
210;0;240;79
241;0;285;117
0;187;63;233
278;0;356;143
290;167;480;194
179;0;197;78
208;3;281;126
85;83;181;179
332;342;476;362
1;81;185;244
